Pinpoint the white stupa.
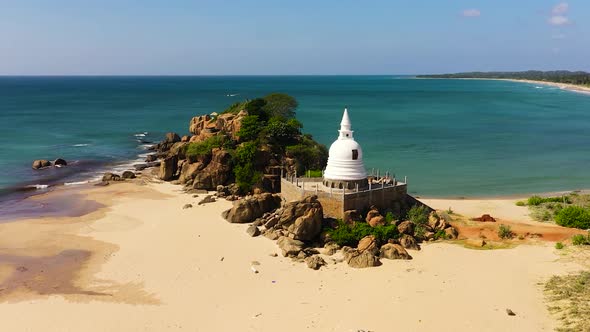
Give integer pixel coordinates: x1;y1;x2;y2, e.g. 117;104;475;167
323;108;368;190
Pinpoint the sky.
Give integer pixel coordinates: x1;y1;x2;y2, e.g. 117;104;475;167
1;0;589;75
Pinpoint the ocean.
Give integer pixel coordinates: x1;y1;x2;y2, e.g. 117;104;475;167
1;76;589;200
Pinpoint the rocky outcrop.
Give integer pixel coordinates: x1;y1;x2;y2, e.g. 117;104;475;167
165;132;181;144
277;195;323;241
192;148;233;190
368;215;386;227
246;225;261;237
178;161;205;185
380;243;412;260
223;193;282;223
189;111;247;141
32;160;51;169
159;155;178;181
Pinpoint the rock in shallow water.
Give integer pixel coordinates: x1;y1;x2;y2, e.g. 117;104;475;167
32;160;52;169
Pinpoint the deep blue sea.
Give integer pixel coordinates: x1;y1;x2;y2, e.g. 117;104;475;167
1;76;590;199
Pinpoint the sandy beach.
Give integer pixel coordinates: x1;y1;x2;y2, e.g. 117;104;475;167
0;180;586;331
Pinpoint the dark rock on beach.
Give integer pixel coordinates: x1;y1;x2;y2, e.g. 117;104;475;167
53;158;67;167
102;172;122;182
122;171;136;179
223;193;282;223
32;160;52;169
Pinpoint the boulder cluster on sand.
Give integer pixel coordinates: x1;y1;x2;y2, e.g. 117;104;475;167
472;214;496;222
221;195;460;270
32;158;67;170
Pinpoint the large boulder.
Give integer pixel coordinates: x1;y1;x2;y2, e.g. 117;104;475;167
223;193;282;223
159;155;178;181
365;209;381;223
192;148;233;190
277;236;305;257
189;115;211;135
428;212;449;230
380;243;412;260
178;161;205;185
397;220;415;235
344;249;381;268
368;216;386;227
357;235;379;255
32;160;51;169
277;195;323;241
399;234;420;250
343;210;361;225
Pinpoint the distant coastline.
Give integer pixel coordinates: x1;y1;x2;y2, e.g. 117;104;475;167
416;70;590;95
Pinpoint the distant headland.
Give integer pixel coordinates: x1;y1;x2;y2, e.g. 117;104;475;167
417;70;590;94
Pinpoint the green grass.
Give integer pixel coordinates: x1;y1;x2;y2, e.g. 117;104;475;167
556;242;565;250
306;170;323;178
521;193;590;229
545;271;590;332
556;206;590;230
184;135;229;160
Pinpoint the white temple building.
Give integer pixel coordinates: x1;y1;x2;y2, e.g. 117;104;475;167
323;109;370;190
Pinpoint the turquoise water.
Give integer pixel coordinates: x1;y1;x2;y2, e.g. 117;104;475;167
1;76;590;198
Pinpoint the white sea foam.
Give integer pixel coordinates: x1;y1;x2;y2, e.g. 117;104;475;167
535;86;543;89
65;181;89;186
28;184;49;190
73;144;89;147
134;133;146;137
226;93;238;97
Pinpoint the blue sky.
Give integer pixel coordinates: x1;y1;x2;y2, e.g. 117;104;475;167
1;0;588;75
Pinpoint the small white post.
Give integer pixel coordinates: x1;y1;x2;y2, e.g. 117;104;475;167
404;176;407;184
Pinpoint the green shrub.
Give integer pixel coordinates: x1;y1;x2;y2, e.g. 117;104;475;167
515;201;526;206
385;212;395;223
498;224;514;239
185;135;227;160
237;115;263;141
326;220;400;247
555;242;565;249
571;233;590;246
407;205;429;225
265;117;301;144
446;207;454;214
527;195;571;206
262;93;298;119
434;229;448;240
233;141;261;193
555;206;590;229
285;135;328;173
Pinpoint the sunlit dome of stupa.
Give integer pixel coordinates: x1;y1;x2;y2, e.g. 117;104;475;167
323;108;368;189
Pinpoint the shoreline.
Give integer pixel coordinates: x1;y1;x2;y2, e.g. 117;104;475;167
0;177;586;331
417;76;590;95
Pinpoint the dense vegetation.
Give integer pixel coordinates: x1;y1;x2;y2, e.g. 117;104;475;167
326;219;400;247
417;70;590;87
185;93;327;193
516;193;590;230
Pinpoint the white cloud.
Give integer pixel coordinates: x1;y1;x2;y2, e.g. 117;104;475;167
462;9;481;17
552;3;569;15
548;15;570;26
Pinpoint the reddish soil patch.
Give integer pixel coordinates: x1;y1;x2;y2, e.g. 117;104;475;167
453;218;586;242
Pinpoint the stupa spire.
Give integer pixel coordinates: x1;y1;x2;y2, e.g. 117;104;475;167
338;108;354;139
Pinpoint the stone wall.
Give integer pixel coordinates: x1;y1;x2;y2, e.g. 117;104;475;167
281;178;409;219
342;184;408;216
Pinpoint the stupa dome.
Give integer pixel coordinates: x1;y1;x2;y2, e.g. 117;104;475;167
323;109;367;183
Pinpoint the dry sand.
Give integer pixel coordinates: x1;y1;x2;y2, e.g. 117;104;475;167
0;182;585;331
